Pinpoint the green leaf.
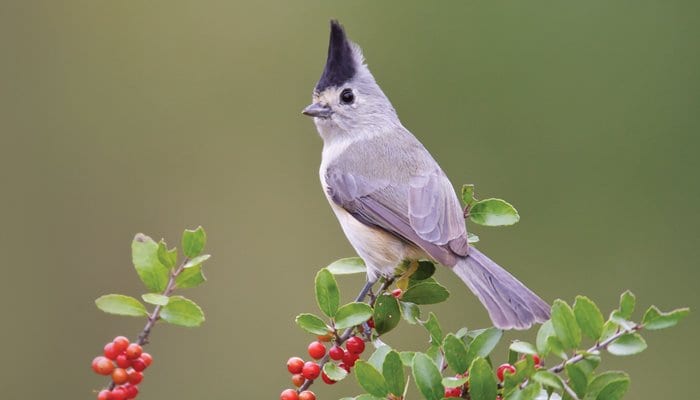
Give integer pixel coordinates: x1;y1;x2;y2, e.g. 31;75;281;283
509;341;537;355
132;234;170;292
422;312;443;345
315;268;340;318
399;351;416;366
469;198;520;226
468;357;497;400
565;362;590;397
599;320;618;342
402;281;450;304
467;232;480;244
183;254;210;269
607;333;647;356
355;361;389;397
373;294;401;335
95;294;148;317
160;295;205;327
295;313;330;335
536;320;555;356
609;310;636;331
532;370;563;391
326;257;366;275
157;240;177;269
412;352;444;400
368;345;392;371
175;264;206;289
618;291;635;319
547;336;568;360
503;382;541;400
465;327;503;366
444;333;470;374
141;293;169;306
400;301;421;324
642;306;690;330
574;296;605;340
323;362;348;381
443;375;469;388
426;343;443;368
411;260;437;281
181;226;206;258
334;302;373;329
551;299;581;349
584;371;629;400
383;350;405;396
504;356;536;392
461;184;476;206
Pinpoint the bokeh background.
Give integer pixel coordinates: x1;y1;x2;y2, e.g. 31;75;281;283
1;1;698;398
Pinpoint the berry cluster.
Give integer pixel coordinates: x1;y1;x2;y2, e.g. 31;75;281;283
280;333;367;400
91;336;152;400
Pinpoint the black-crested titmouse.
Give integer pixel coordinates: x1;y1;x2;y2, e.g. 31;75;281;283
302;21;550;330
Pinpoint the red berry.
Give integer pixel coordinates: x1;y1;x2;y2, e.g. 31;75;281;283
339;363;351;373
301;361;321;380
111;387;127;400
125;344;142;360
346;336;365;354
532;354;541;366
496;363;516;382
112;368;129;385
299;390;317;400
127;370;143;385
112;336;130;353
131;358;146;372
140;353;152;367
291;373;305;387
287;357;304;374
104;343;120;360
391;288;403;298
329;345;344;360
444;386;462;397
92;356;115;375
280;389;299;400
342;350;359;367
124;384;139;399
307;341;326;360
321;371;336;385
367;318;375;329
115;354;131;369
97;389;110;400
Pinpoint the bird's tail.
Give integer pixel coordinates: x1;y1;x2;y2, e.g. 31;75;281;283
451;247;550;330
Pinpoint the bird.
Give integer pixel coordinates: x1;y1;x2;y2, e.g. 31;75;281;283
301;20;550;330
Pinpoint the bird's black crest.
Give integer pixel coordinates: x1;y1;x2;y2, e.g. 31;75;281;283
315;20;357;92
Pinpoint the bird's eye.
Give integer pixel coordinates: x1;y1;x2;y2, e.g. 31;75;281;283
340;88;354;104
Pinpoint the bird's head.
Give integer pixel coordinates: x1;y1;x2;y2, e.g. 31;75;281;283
302;20;398;139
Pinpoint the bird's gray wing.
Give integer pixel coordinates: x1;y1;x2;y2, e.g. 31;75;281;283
325;168;465;266
408;170;469;258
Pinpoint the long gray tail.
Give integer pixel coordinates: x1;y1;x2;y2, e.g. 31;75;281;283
452;247;550;330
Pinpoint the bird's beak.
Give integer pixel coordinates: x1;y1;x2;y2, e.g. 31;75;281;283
302;103;333;118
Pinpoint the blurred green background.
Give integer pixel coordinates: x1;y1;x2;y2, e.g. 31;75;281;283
1;1;697;398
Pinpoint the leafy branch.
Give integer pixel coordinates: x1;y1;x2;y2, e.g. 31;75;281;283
280;185;689;400
91;227;210;398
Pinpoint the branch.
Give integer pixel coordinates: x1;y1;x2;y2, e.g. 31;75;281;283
107;257;190;390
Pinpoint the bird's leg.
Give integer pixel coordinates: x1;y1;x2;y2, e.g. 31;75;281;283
355;278;377;302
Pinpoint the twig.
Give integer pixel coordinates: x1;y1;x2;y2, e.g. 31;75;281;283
548;325;641;374
107;257;190;390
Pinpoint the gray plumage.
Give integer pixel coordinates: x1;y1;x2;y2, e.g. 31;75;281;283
303;20;550;330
